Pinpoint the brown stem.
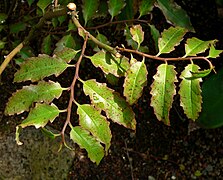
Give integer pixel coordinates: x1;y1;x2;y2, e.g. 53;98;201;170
60;32;89;143
116;47;214;68
86;19;151;30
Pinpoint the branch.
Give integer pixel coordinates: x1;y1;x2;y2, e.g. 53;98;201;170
0;8;67;75
60;32;89;143
70;11;121;57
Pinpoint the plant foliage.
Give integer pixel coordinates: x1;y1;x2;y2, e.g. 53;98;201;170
2;0;223;165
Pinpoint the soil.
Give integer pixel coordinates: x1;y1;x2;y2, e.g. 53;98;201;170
1;0;223;179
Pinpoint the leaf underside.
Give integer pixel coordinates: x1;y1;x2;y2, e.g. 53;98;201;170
150;64;177;125
83;79;136;130
179;64;202;120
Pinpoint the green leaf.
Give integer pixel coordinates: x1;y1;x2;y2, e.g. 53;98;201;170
123;59;148;105
124;26;149;52
82;0;99;26
185;69;212;80
54;34;76;53
82;79;136;129
149;24;160;52
87;50;130;77
10;22;26;33
179;64;202;120
70;126;104;165
150;64;177;125
139;0;155;18
27;0;35;7
207;45;223;58
0;40;6;49
41;35;52;55
0;13;8;24
117;0;135;20
20;103;60;129
37;0;52;13
41;127;60;139
156;0;194;31
14;54;69;82
108;0;126;20
184;37;216;57
5;81;63;115
130;25;144;50
157;26;187;56
54;47;80;63
77;104;112;152
197;67;223;128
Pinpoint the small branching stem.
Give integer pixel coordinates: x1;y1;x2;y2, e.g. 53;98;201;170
60;32;89;143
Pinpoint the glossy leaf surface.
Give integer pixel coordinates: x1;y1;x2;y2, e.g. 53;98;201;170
70;126;104;165
14;54;69;82
179;64;202;120
150;64;177;125
157;26;186;56
123;60;148;105
83;79;136;129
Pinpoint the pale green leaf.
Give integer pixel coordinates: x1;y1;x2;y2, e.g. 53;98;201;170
139;0;155;18
157;26;187;56
82;0;99;26
19;103;60;128
37;0;52;13
130;25;144;50
41;35;52;54
83;79;136;129
41;127;60;139
156;0;194;31
184;37;216;57
123;59;148;105
70;126;104;165
179;64;202;120
5;81;63;115
207;45;223;58
150;64;177;125
87;50;130;77
149;24;160;52
54;47;80;63
185;69;212;80
14;54;69;82
77;104;111;152
108;0;126;20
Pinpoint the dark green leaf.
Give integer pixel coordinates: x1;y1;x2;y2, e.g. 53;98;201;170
41;35;52;55
37;0;52;13
139;0;155;18
108;0;126;20
82;0;99;26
